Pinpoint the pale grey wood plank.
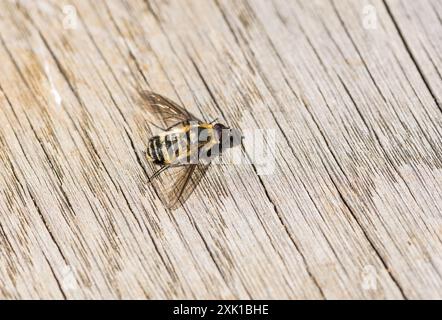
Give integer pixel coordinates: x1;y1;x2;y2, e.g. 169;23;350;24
0;0;440;299
385;0;442;111
0;0;324;299
91;0;412;297
130;3;408;297
0;0;198;299
223;0;441;298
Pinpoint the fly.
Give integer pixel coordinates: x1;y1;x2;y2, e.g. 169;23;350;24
140;91;243;209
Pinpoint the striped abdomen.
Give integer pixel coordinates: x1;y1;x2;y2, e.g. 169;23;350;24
146;122;218;165
147;135;169;165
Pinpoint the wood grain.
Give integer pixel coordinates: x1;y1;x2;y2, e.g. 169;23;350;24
0;0;441;299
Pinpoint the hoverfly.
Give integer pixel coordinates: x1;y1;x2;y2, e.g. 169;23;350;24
141;91;243;209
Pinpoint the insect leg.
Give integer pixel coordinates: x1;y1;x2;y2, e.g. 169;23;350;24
149;165;170;181
149;163;187;182
147;120;167;131
166;121;184;130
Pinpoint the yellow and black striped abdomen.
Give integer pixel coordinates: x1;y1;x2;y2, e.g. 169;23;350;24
147;131;186;165
146;122;219;166
147;135;167;165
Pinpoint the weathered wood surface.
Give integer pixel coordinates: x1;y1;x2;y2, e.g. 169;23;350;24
0;0;441;299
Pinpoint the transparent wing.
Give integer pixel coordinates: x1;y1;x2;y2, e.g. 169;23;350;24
151;164;210;210
140;91;202;128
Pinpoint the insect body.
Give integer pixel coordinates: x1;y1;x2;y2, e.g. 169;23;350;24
146;121;217;166
141;91;242;209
